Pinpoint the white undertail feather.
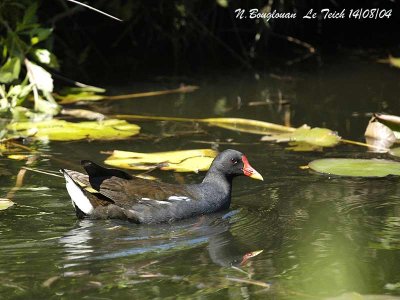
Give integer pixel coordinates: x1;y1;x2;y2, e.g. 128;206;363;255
63;172;94;214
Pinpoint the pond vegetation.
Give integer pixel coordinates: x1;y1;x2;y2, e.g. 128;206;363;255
1;0;400;299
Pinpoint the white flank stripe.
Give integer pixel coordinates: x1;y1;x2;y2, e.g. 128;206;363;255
64;173;94;214
139;198;172;205
168;196;191;202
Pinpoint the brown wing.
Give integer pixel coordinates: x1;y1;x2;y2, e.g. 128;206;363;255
92;176;198;209
65;169;198;210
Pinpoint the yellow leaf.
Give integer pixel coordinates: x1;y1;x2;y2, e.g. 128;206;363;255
262;127;341;148
203;118;294;135
7;119;140;141
31;37;39;45
105;149;218;173
114;114;295;135
0;198;14;210
216;0;228;7
389;55;400;69
8;154;29;160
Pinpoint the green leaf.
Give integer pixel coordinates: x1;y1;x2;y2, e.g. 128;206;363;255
105;149;218;172
60;86;106;94
10;106;30;121
56;91;105;104
32;49;59;70
308;158;400;177
29;28;53;45
7;119;140;141
262;127;341;148
204;118;293;135
8;84;33;107
0;57;21;83
286;142;322;151
22;2;38;24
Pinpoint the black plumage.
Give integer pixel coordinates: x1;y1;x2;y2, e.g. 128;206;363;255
61;149;263;223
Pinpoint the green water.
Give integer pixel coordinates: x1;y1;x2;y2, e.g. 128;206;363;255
2;56;400;299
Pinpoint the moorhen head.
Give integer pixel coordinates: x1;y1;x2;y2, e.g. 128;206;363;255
61;149;263;224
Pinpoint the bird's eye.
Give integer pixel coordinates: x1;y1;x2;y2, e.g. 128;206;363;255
231;158;238;165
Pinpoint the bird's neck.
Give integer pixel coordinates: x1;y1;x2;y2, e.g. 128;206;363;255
202;166;233;195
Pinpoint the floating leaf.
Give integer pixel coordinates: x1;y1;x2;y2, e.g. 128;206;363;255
372;113;400;139
262;127;341;148
365;118;395;152
286;142;322;151
365;118;396;141
56;91;105;104
389;55;400;69
390;148;400;158
309;158;400;177
8;154;29;160
326;292;400;300
61;108;105;121
0;198;14;210
7;119;140;141
59;86;106;94
203;118;293;135
105;149;218;172
114;114;294;135
365;115;399;142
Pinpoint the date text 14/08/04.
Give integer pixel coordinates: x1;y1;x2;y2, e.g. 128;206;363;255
235;8;392;21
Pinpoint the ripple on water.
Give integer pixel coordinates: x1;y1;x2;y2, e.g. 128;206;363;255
59;211;244;265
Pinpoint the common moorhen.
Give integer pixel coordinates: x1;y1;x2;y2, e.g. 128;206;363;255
61;149;263;223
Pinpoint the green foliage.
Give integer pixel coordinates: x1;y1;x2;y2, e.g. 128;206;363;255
0;57;21;83
0;0;59;120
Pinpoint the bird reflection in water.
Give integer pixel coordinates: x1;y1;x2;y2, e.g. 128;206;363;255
59;210;265;272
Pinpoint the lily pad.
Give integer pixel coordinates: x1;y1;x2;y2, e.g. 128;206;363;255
104;149;218;172
0;198;14;210
262;127;341;148
7;119;140;141
309;158;400;177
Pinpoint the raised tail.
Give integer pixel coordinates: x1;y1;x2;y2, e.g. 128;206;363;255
60;169;95;219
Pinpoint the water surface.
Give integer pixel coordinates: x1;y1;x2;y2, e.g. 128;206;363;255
1;55;400;299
